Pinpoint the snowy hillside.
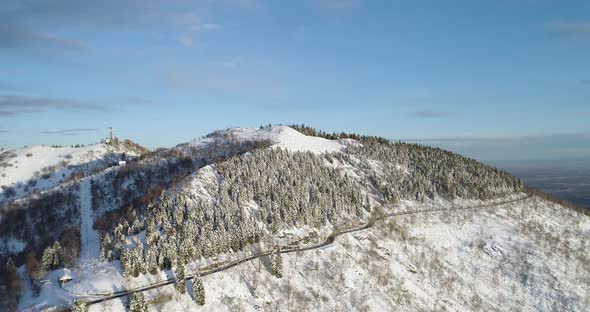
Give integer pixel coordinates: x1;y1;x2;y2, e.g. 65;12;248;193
0;143;138;201
228;126;344;154
1;125;588;312
181;125;344;155
20;196;590;311
0;145;105;189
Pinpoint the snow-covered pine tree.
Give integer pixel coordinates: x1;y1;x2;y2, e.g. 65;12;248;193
99;237;107;262
129;292;148;312
193;275;205;305
42;245;55;270
133;245;145;276
175;264;186;294
52;241;63;267
70;299;88;312
275;246;283;278
271;246;283;278
145;244;158;275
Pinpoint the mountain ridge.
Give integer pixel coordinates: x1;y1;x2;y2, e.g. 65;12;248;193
0;125;588;311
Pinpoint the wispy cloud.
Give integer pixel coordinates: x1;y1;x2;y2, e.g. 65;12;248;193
412;110;453;118
120;96;155;106
0;1;220;51
548;21;590;38
171;13;222;47
0;95;108;117
0;111;18;117
0;26;87;51
43;128;98;136
178;35;194;47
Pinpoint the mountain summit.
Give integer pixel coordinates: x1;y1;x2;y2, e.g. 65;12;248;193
1;126;588;311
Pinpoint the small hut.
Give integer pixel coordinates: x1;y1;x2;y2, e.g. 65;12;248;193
59;268;73;285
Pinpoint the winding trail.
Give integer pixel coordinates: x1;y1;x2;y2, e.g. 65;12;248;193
73;195;531;305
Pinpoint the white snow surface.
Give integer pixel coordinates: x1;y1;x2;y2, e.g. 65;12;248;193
9;127;590;311
0;144;109;189
20;196;590;311
187;126;345;155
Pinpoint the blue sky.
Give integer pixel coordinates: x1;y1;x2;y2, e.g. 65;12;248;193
0;0;589;160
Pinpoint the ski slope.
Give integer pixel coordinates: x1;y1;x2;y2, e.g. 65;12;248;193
79;178;99;261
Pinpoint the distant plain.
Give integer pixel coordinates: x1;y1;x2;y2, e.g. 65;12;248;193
492;158;590;210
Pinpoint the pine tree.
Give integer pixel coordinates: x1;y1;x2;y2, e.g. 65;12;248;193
5;257;16;273
99;239;107;262
274;246;283;278
132;245;145;276
70;299;88;312
175;264;186;294
193;275;205;305
120;249;132;276
146;245;158;275
52;241;63;267
129;293;148;312
5;257;23;303
42;246;55;270
270;246;283;278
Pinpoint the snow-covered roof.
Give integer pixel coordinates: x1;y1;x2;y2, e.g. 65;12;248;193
60;268;72;281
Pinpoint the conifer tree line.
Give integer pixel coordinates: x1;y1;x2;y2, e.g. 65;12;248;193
338;140;522;201
100;147;367;276
99;130;522;277
287;124;390;144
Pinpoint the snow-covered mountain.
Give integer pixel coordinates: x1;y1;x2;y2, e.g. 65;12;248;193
1;126;588;311
0;142;143;202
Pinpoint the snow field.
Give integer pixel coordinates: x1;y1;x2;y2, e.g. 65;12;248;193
83;197;590;311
